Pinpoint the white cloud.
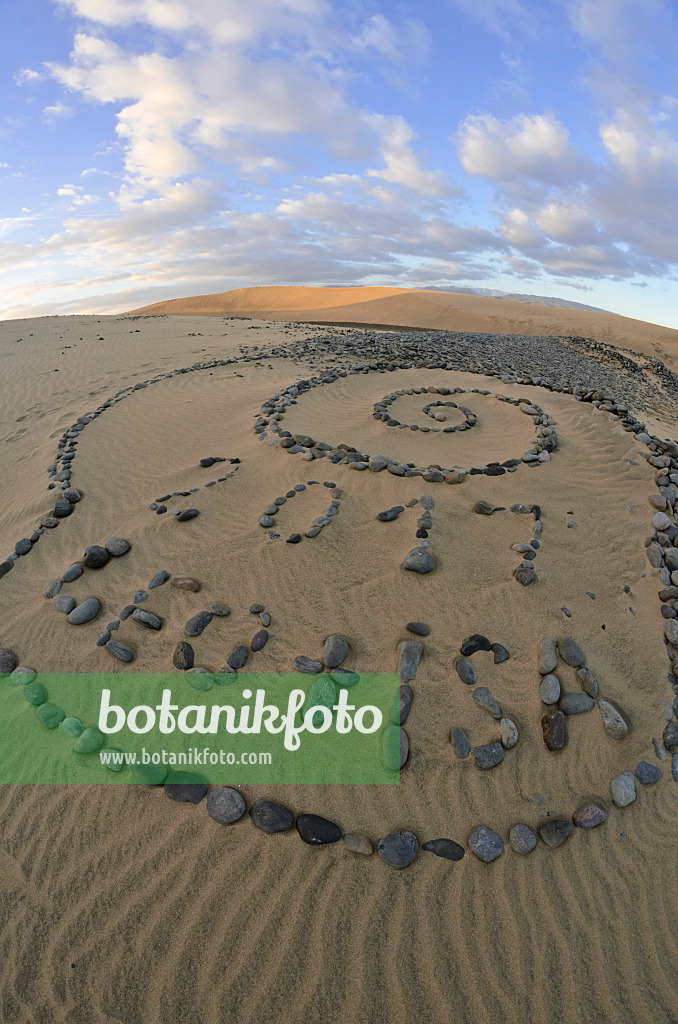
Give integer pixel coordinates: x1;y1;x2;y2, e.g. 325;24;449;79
42;101;74;121
457;112;580;183
15;68;42;85
367;115;450;197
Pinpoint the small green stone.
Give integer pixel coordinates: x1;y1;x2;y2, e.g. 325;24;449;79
73;727;105;753
61;717;84;738
35;703;65;729
103;749;125;772
381;725;401;770
187;673;212;691
22;682;47;706
131;761;168;785
165;769;204;786
303;675;336;728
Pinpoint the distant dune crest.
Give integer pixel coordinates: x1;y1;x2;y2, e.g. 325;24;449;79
126;285;678;364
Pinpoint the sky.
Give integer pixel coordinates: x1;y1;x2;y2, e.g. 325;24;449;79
1;0;678;325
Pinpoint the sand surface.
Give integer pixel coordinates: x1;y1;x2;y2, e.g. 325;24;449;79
129;285;678;369
0;309;677;1023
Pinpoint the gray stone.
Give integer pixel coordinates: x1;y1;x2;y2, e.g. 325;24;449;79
454;657;476;685
177;508;199;521
611;770;636;807
406;621;430;636
61;563;83;583
672;752;678;781
509;824;537;854
67;597;100;624
559;693;594;715
469;826;504;862
451;726;471;758
663;720;678;751
539;820;573;847
539;673;560;704
323;634;349;668
184;611;213;636
148;570;169;589
206;787;246;824
558;637;586;667
537;638;558;674
132;608;162;630
0;648;16;675
173;642;194;670
228;645;250;670
635;760;660;784
474;742;505;770
472;686;502;719
105;639;135;663
421;838;465;862
500;717;519;749
514;565;536;586
252;629;269;652
573;803;608;828
83;545;109;569
402;548;436;574
293;655;323;673
377;831;418;868
576;667;599;698
55;595;77;614
598;699;628;740
249;799;293;833
43;579;63;598
542;710;566;751
210;602;231;617
105;537;130;556
397;641;423;683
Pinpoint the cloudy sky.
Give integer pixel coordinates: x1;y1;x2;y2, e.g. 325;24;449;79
2;0;678;325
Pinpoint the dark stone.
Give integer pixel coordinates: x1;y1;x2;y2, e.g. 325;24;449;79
491;643;510;664
0;648;17;675
663;720;678;751
184;611;213;636
177;509;200;521
53;499;73;518
514;566;536;586
252;630;269;652
539;820;573;847
132;609;162;630
406;621;430;636
460;634;492;656
227;644;250;670
83;545;109;569
293;655;323;673
377;831;418;868
474;742;505;769
164;771;207;803
105;639;135;662
542;710;566;751
148;570;169;589
422;838;465;862
296;813;342;845
635;761;661;784
67;597;100;624
173;642;195;670
249;799;293;833
206;787;246;824
105;537;131;556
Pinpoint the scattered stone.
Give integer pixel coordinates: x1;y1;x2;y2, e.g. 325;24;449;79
573;803;608;828
461;634;492;656
509;824;537;854
469;826;504;862
177;509;200;521
500;718;518;749
228;645;250;670
210;602;231;616
164;771;207;803
206;787;246;824
514;565;536;586
474;742;505;770
473;501;495;516
537;638;558;674
397;641;423;683
473;686;502;719
558;637;586;668
542;710;566;751
663;720;678;751
296;813;342;845
61;717;84;738
83;545;109;569
249;799;293;833
323;634;349;668
252;630;269;652
402;548;435;573
422;838;465;862
491;643;510;664
294;655;323;673
451;726;471;758
611;771;636;807
597;699;628;740
105;537;130;556
539;674;560;704
377;831;418;868
330;668;360;687
67;597;100;624
105;639;135;663
184;611;213;636
61;563;84;583
577;667;599;698
43;579;62;598
73;727;105;754
148;570;169;589
406;621;430;636
55;595;77;614
133;590;148;604
36;703;66;729
342;834;373;855
132;608;162;630
559;693;594;715
22;682;47;706
635;760;660;784
539;820;573;847
390;684;414;725
454;656;476;685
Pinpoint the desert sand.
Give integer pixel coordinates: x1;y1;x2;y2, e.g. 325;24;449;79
0;293;677;1024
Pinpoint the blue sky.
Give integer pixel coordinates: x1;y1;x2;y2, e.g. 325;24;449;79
2;0;678;325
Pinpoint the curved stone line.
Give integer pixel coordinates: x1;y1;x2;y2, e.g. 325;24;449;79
258;481;342;542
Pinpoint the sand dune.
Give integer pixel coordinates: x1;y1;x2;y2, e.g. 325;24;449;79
128;285;678;368
1;310;678;1023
